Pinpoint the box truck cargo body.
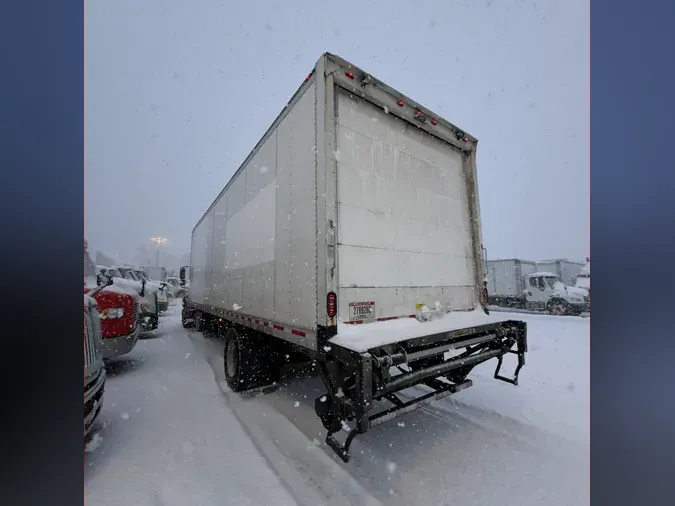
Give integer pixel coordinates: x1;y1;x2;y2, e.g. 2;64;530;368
182;53;528;461
535;259;585;287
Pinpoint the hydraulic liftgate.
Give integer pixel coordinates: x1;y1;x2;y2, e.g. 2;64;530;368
314;320;527;462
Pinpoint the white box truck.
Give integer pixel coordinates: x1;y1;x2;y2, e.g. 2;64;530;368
487;258;589;315
181;53;528;461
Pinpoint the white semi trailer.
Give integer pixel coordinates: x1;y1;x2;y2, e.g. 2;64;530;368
181;53;528;461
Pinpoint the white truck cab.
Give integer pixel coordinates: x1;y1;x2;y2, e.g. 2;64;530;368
524;272;589;315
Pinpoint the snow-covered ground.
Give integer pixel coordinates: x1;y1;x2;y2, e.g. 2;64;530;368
85;302;589;506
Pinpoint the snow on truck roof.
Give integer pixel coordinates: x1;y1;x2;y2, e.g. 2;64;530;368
529;272;558;277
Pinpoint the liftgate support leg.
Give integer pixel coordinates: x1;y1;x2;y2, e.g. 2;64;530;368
319;353;373;463
493;326;527;386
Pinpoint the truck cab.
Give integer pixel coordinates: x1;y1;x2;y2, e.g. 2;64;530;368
134;268;169;313
98;265;161;330
84;245;141;359
165;276;186;298
524;272;589;315
84;293;106;437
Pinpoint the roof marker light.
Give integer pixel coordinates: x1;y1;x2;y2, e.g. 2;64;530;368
431;119;438;125
397;100;405;107
345;71;354;79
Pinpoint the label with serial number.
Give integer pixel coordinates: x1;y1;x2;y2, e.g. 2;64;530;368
348;301;375;321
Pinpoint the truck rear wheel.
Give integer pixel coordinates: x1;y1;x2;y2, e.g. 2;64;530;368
548;299;570;316
224;327;281;392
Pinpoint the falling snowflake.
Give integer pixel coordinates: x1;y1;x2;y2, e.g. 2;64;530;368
386;461;397;474
120;413;130;420
294;401;300;408
233;303;242;311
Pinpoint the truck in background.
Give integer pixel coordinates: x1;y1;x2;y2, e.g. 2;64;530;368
84;289;106;437
85;243;141;359
97;265;163;328
133;267;170;313
181;53;528;462
487;259;589;315
166;275;186;299
143;266;167;283
535;259;585;287
574;259;590;296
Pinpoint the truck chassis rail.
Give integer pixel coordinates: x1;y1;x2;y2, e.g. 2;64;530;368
315;320;527;462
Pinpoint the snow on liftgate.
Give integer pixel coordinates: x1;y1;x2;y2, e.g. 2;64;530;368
180;53;528;462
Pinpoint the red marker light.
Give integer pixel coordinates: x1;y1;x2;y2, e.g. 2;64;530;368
397;100;405;107
463;136;469;142
431;119;438;125
327;292;337;318
345;71;354;79
305;74;311;81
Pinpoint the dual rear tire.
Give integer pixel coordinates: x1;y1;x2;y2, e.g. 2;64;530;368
188;310;284;392
223;327;281;392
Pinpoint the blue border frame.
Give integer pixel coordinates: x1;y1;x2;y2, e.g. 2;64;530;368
592;0;675;503
0;1;83;503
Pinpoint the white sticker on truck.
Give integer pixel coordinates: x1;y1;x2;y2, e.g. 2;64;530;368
349;301;375;322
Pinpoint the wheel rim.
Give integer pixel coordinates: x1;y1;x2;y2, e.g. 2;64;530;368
551;304;564;315
226;340;237;377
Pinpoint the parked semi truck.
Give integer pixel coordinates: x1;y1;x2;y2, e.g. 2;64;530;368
181;53;528;462
84;242;141;359
84;289;106;437
486;259;589;315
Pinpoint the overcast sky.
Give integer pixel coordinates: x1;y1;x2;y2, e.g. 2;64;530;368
85;0;589;263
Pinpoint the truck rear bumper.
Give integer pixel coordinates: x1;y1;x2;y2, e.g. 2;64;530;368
316;319;528;461
85;367;106;437
102;326;140;359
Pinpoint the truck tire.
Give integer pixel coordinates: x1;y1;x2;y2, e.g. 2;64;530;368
548;299;570;316
224;327;281;392
181;309;194;328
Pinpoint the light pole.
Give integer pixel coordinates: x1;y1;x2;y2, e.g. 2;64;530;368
151;237;167;266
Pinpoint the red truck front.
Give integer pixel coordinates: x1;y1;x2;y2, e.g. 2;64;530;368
84;242;140;359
